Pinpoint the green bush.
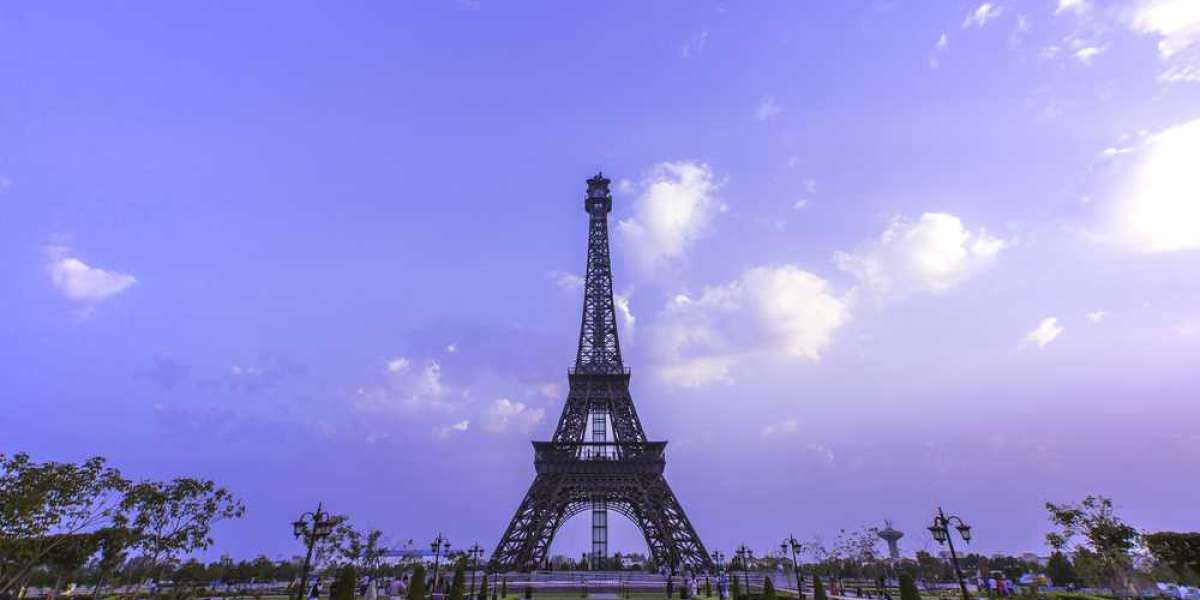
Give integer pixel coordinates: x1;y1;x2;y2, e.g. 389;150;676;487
331;565;357;600
763;576;777;600
407;565;427;600
813;576;826;600
478;574;489;600
899;574;920;600
732;575;742;600
449;559;467;600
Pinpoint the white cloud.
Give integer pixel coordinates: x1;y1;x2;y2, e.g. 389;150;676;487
963;3;1004;28
930;33;949;68
1109;118;1200;252
1024;317;1064;348
1087;311;1107;323
834;212;1006;298
761;418;799;438
551;270;584;291
755;96;782;121
805;443;835;465
614;292;636;340
653;265;851;387
355;358;453;413
1158;64;1200;82
618;162;721;276
433;420;470;439
793;199;808;210
1074;44;1106;63
1130;0;1200;59
44;246;137;304
446;343;457;353
680;30;708;58
484;398;545;433
1056;0;1089;15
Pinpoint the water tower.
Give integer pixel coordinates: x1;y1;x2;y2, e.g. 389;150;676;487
877;519;904;561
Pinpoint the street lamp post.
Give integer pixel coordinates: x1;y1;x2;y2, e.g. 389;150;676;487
735;545;753;599
781;536;805;600
928;507;973;600
468;543;485;600
431;534;451;599
711;551;726;600
292;502;338;600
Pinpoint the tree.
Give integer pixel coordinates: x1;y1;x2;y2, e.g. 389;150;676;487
898;573;920;600
0;453;127;595
731;575;741;600
1144;532;1200;583
332;521;385;576
331;564;357;600
1045;551;1076;587
762;576;777;600
92;526;137;598
122;477;245;595
813;575;826;600
1045;495;1139;595
478;573;489;600
449;557;466;600
407;565;427;600
41;533;100;595
705;578;712;598
500;577;507;599
914;551;947;583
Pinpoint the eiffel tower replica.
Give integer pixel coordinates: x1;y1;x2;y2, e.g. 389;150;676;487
490;173;713;573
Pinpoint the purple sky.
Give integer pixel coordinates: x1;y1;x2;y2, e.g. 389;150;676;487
3;0;1199;562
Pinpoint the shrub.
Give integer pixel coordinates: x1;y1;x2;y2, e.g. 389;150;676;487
407;565;427;600
732;576;742;600
478;574;489;600
449;559;467;600
331;565;357;600
763;576;777;600
899;574;920;600
813;576;826;600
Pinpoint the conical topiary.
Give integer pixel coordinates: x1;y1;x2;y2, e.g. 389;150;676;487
407;565;427;600
762;576;777;600
899;574;920;600
449;559;467;600
731;576;742;600
332;565;357;600
813;576;826;600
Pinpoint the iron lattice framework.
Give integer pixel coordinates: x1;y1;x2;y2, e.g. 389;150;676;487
491;173;713;573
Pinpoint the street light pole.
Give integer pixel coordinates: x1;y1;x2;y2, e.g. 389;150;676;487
431;534;451;599
468;544;484;600
928;507;973;600
711;551;726;600
782;536;804;600
292;502;337;600
735;546;753;599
